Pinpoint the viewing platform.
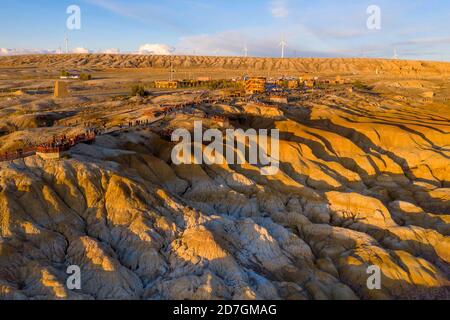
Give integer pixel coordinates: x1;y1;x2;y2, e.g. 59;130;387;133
35;132;96;160
0;132;96;162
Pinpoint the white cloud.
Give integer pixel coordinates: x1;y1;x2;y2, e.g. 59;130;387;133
72;47;90;54
138;43;174;55
177;29;337;58
270;0;289;18
84;0;183;31
393;37;450;47
84;0;141;20
102;48;121;54
177;32;244;56
0;48;13;55
0;48;58;56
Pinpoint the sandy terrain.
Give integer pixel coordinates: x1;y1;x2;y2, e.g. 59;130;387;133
0;54;449;300
2;54;450;76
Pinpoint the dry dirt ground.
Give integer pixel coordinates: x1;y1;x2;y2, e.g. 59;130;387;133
0;55;449;300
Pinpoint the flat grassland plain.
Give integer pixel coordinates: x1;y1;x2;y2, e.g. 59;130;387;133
0;54;449;300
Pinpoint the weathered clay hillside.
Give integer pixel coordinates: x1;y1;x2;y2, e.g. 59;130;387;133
1;54;450;76
1;81;449;300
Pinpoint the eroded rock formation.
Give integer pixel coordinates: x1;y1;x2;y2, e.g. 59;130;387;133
1;88;449;300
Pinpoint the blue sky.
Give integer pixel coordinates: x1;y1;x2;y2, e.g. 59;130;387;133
1;0;450;61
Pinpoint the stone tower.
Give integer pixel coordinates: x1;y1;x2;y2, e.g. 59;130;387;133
54;81;69;98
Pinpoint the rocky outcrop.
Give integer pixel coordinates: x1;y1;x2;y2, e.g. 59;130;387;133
1;54;450;76
0;87;449;300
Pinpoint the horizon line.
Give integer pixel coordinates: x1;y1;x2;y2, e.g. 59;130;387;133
1;53;450;64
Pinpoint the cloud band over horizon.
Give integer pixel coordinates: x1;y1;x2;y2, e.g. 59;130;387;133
0;0;449;61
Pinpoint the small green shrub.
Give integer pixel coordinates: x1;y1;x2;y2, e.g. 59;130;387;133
131;84;147;97
80;73;92;81
206;80;242;90
353;81;373;91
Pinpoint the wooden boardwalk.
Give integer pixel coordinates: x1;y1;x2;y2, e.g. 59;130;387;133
0;95;236;163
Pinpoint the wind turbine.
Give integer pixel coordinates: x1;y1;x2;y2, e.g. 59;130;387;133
393;48;399;60
279;35;287;59
243;44;249;57
360;48;366;58
64;36;69;54
169;47;176;81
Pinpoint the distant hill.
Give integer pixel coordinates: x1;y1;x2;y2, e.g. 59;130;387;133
1;54;449;76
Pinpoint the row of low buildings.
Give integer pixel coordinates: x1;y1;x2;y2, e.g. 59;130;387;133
244;75;347;94
154;81;179;89
154;77;213;89
244;77;267;94
275;75;347;88
153;75;348;94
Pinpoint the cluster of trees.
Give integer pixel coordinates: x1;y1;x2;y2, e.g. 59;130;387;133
353;81;373;91
60;70;92;81
130;79;244;97
204;80;243;90
131;84;148;97
276;80;290;88
60;70;71;77
79;73;92;81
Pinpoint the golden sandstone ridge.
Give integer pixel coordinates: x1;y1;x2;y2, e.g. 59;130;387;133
1;54;450;75
0;55;449;300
